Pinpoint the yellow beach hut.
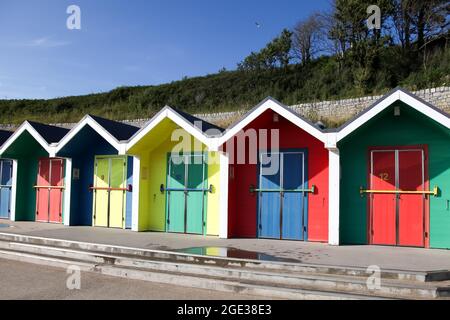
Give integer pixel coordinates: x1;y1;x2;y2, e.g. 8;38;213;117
126;106;229;238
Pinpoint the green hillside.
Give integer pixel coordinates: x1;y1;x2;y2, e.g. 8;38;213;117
0;45;448;126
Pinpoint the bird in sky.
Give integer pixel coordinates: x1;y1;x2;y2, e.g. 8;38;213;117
255;22;261;28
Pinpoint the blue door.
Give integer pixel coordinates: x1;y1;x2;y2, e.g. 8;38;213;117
259;153;282;239
282;152;307;240
0;160;13;219
258;151;307;240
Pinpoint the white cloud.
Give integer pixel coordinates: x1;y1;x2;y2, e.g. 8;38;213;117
14;37;70;48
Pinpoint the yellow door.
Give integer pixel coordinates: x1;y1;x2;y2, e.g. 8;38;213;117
93;158;109;227
109;157;126;228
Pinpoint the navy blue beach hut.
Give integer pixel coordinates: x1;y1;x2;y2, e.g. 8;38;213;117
55;115;139;229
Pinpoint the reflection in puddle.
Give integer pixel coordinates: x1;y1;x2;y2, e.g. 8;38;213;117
172;246;300;263
0;223;10;228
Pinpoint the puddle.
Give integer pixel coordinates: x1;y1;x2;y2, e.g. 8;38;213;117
172;246;300;263
0;223;10;228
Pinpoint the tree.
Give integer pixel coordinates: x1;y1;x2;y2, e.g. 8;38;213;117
392;0;449;51
326;0;395;92
411;0;449;50
238;29;293;71
392;0;414;50
237;52;262;71
272;29;293;68
292;13;326;65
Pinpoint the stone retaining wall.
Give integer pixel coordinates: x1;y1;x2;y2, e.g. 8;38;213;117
0;87;448;130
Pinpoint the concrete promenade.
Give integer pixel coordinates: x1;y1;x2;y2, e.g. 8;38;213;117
1;221;449;272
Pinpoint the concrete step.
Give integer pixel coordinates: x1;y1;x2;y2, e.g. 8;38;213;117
1;232;448;282
0;248;384;300
0;240;449;299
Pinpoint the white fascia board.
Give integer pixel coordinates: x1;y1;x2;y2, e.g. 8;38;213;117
131;155;140;231
399;91;450;129
337;90;450;142
0;122;52;156
55;116;122;154
328;148;340;245
218;152;229;238
166;109;214;148
325;132;338;150
218;99;326;146
337;92;400;142
9;159;18;221
126;108;215;152
63;158;72;226
126;110;168;152
117;142;128;155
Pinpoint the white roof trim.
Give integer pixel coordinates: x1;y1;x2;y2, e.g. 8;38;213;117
337;89;450;142
55;115;122;154
126;107;217;152
218;98;326;145
0;121;54;157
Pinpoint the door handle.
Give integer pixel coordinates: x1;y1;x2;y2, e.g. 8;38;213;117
360;186;439;197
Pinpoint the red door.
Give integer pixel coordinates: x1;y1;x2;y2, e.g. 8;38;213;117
370;151;397;245
369;148;427;247
398;150;425;247
36;159;50;223
36;158;64;223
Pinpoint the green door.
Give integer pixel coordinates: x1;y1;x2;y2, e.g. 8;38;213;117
167;155;186;233
186;155;206;234
166;154;207;234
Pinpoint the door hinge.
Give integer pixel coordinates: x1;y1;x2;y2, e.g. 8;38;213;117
258;224;262;229
167;219;170;224
425;231;429;238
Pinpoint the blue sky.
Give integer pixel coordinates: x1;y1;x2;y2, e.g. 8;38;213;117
0;0;330;99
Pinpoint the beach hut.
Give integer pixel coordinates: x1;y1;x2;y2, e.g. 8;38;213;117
218;97;330;242
126;106;229;236
0;122;69;223
0;130;14;220
54;115;139;228
334;88;450;249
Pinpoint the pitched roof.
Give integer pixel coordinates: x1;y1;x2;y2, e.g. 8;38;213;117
27;121;70;144
0;130;13;146
218;96;327;145
170;107;224;136
335;87;450;142
88;114;140;141
127;105;223;152
338;87;450;131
